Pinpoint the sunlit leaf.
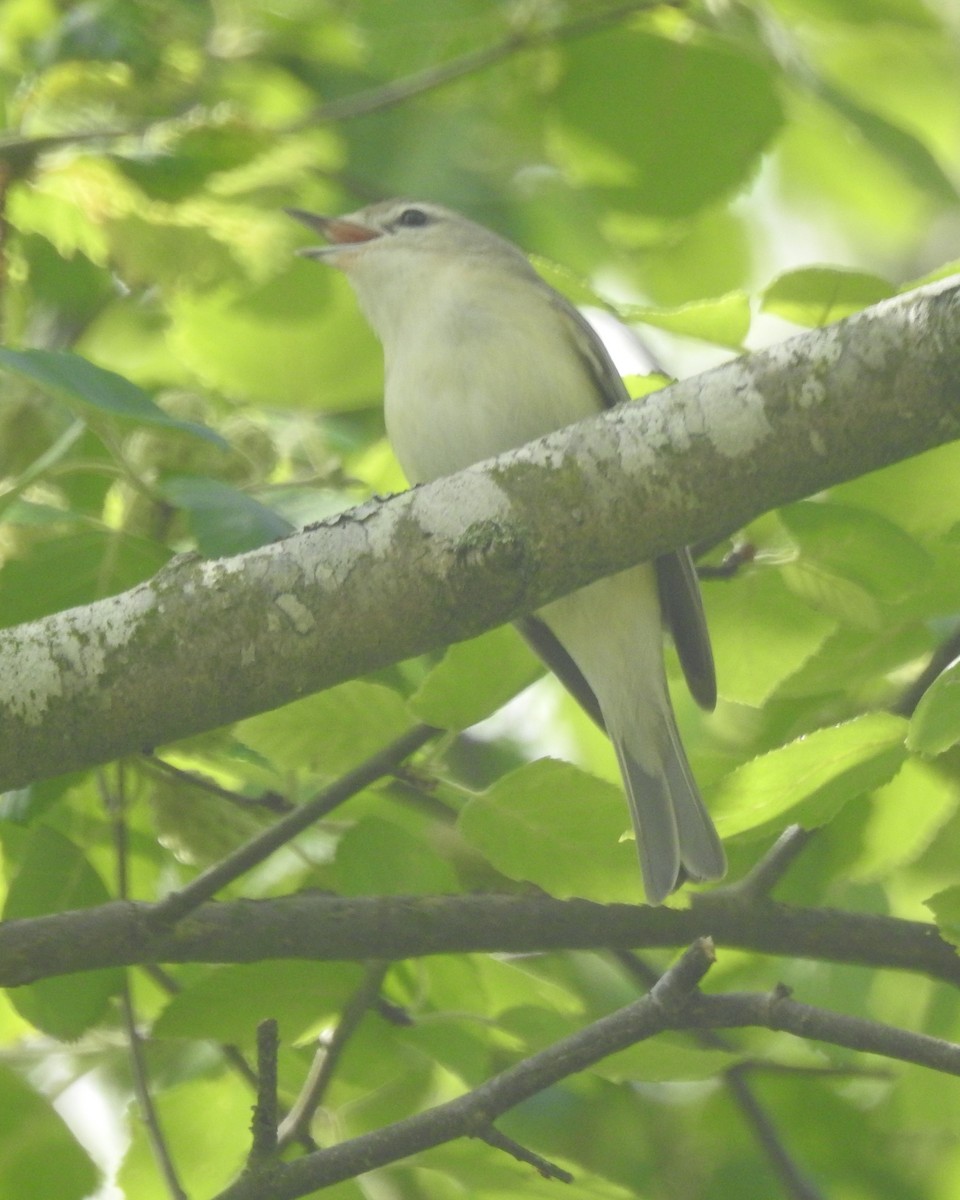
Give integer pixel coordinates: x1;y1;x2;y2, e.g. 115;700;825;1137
762;266;894;326
411;626;542;731
458;759;641;902
707;568;837;706
908;655;960;755
623;292;751;349
710;713;907;840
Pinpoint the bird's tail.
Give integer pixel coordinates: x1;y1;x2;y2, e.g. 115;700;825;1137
613;703;726;905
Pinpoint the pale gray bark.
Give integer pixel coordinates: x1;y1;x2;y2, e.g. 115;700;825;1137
1;279;959;790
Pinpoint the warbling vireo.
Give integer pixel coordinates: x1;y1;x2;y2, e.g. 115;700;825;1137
289;200;725;903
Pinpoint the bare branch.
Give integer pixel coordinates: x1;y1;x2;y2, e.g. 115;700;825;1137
149;724;437;926
474;1125;574;1183
287;2;675;129
723;825;816;900
615;949;826;1200
208;945;960;1200
250;1020;280;1166
3;890;957;989
686;986;960;1076
210;942;715;1200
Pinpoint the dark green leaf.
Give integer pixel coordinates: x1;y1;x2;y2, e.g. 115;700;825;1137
0;348;227;446
160;475;294;555
1;826;122;1038
555;30;783;217
0;531;170;626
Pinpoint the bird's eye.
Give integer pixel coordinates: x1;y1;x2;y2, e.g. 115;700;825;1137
396;208;430;228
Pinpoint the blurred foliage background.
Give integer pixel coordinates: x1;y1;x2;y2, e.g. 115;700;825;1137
2;1;960;1198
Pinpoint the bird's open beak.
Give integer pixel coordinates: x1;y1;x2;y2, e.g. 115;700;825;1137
285;208;380;258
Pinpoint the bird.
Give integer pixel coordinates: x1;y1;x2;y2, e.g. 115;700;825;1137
288;199;725;903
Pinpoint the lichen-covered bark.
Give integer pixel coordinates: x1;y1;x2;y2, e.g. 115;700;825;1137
1;279;959;790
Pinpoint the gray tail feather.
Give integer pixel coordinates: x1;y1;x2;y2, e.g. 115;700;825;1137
616;712;726;904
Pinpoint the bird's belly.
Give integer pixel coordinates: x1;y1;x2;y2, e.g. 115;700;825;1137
383;319;598;484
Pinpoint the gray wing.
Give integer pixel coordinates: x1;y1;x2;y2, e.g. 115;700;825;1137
547;290;717;713
516;616;606;731
655;549;716;711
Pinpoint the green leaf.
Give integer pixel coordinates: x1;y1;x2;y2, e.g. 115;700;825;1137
820;83;959;206
159;475;294;556
708;568;837;706
167;263;382;410
234;680;413;779
835;441;960;540
1;826;123;1038
779;501;933;626
762;266;895;326
623;292;751;349
555;29;783;217
110;122;273;203
596;1036;740;1084
458;759;641;902
411;626;542;731
925;886;960;948
154;961;365;1045
0;1065;98;1200
0;348;227;446
908;655;960;755
333;818;460;895
116;1076;251;1200
709;713;908;841
847;758;957;881
0;530;171;626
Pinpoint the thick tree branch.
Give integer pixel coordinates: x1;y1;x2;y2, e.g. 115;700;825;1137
1;280;959;790
1;889;956;988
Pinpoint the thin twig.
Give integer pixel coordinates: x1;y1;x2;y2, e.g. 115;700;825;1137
688;984;960;1075
143;754;292;813
250;1020;280;1165
120;982;189;1200
614;949;825;1200
210;941;716;1200
144;965;316;1151
277;961;391;1148
725;825;815;899
891;624;960;717
723;1069;825;1200
103;767;188;1200
211;949;960;1200
149;723;437;926
284;1;674;131
475;1124;573;1183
